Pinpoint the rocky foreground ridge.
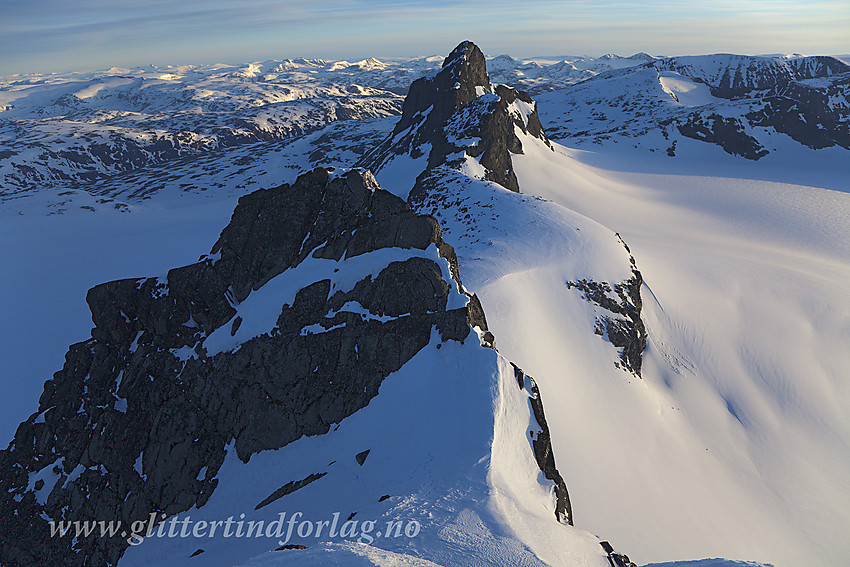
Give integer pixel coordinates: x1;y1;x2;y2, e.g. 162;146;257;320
0;166;580;565
0;42;643;567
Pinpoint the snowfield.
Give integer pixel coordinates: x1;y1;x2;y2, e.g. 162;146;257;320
121;336;613;567
510;136;850;566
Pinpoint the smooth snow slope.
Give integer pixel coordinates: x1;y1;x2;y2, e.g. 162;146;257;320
367;64;815;566
508;137;850;566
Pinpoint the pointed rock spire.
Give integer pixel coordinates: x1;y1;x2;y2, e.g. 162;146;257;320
392;40;492;141
361;40;551;195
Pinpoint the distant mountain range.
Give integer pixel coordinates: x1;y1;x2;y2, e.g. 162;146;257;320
539;53;850;159
2;51;847;206
0;52;658;200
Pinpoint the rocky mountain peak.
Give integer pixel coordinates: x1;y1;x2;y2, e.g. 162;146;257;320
0;159;588;566
786;55;850;79
391;40;491;139
658;53;850;98
362;41;550;195
440;40;490;101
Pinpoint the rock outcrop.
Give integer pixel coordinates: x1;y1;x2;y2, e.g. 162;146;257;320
0;168;476;566
677;113;769;161
664;55;850;153
567;269;646;377
745;76;850;150
512;364;573;524
658;54;850;99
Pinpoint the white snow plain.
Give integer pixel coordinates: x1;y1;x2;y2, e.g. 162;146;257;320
509;135;850;566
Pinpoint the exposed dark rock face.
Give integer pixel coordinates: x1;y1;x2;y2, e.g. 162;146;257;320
275;544;308;551
658;54;850;99
0;168;476;567
600;541;637;567
394;41;491;139
661;55;850;153
567;267;646;377
746;76;850;150
677;113;769;160
541;54;849;160
361;41;550;193
354;449;370;466
255;472;327;511
512;364;573;525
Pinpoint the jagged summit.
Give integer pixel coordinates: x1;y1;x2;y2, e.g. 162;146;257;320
389;40;491;142
361;41;550;195
442;41;490;91
444;41;483;67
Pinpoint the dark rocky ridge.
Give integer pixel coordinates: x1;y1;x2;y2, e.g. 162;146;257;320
0;164;579;565
540;54;849;159
0;40;645;567
513;364;573;525
377;42;647;380
0;169;477;566
658;54;850;99
371;42;645;526
746;76;850;150
361;40;551;193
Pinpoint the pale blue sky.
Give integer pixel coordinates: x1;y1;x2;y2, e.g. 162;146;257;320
1;0;848;75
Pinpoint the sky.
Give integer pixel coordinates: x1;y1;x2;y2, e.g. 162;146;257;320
1;0;848;75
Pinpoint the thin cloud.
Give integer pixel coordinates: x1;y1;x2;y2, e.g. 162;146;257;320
1;0;847;74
